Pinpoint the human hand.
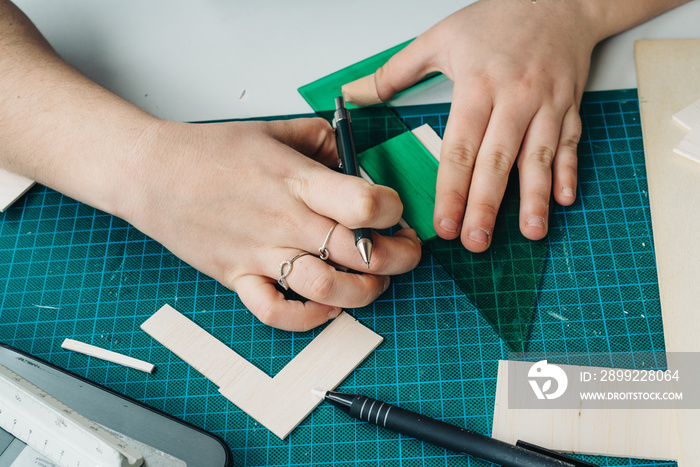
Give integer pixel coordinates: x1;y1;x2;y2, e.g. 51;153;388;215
122;118;421;331
368;0;600;251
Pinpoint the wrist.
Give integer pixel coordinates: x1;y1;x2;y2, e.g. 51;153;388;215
579;0;691;42
110;117;176;227
575;1;610;45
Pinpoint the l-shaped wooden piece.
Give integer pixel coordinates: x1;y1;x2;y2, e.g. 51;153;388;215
141;304;383;439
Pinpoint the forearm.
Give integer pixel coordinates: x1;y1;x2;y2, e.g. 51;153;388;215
0;0;160;217
584;0;693;42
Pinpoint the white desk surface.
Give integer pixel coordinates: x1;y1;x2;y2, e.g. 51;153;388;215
13;0;700;122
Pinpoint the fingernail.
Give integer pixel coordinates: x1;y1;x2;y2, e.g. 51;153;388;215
562;187;575;198
526;215;546;229
382;276;391;293
468;228;490;246
328;307;342;319
439;218;459;234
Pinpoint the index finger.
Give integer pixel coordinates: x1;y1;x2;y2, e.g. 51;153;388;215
294;167;405;230
434;83;492;239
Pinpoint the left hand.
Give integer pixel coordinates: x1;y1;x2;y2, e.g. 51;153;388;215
119;117;422;332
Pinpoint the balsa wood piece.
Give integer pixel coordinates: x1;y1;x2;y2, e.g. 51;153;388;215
672;97;700;131
672;97;700;163
411;123;442;161
635;39;700;467
491;360;677;460
0;168;34;212
341;74;382;107
674;130;700;163
141;304;383;439
61;338;155;373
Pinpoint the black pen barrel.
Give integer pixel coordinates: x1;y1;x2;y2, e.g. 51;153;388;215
333;97;373;254
347;394;572;467
334;111;359;178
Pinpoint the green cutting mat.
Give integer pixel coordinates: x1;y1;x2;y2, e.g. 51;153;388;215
0;90;668;466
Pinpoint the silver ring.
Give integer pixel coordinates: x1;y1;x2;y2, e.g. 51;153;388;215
278;252;311;290
318;222;338;260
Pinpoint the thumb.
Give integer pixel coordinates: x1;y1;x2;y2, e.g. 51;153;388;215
342;37;436;107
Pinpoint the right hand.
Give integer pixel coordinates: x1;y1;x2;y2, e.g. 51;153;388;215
370;0;595;251
122;117;422;331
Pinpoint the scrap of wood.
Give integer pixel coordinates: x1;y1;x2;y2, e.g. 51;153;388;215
61;338;155;373
341;74;382;107
672;97;700;131
674;131;700;164
491;360;677;460
411;123;442;161
141;304;383;439
672;97;700;163
635;38;700;467
0;168;34;211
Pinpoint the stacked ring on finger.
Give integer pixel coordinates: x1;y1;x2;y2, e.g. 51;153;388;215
277;222;339;290
318;222;337;260
278;252;311;290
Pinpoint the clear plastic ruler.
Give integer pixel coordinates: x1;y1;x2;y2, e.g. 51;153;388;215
0;362;144;467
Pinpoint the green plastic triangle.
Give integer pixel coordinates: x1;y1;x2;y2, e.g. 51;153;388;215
298;41;549;352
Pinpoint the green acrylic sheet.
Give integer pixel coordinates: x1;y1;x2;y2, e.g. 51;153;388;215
298;40;409;112
357;131;438;242
298;41;549;352
429;173;548;353
299;39;438;114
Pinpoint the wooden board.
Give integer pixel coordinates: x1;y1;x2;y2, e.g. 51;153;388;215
141;304;383;439
491;360;677;460
0;168;34;212
635;38;700;467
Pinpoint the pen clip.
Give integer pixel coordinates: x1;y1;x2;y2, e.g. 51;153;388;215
332;96;347;170
515;440;600;467
332;118;343;170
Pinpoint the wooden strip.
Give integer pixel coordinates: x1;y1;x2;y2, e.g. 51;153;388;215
635;38;700;467
491;360;677;460
142;304;383;439
61;338;155;374
0;168;34;212
411;123;442;161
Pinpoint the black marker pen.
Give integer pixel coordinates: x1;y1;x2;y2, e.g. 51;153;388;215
314;390;597;467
